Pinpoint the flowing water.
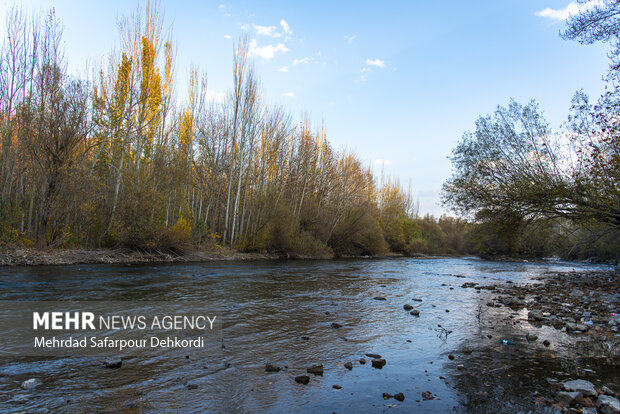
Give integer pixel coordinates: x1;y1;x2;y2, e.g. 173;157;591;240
0;257;615;413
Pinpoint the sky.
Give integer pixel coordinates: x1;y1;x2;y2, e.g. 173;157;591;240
0;0;612;216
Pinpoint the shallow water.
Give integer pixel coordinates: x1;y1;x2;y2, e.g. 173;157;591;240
0;257;615;413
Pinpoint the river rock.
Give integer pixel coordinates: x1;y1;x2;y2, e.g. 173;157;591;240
448;354;454;360
562;379;597;397
21;378;41;390
410;309;420;316
343;362;353;370
295;375;310;385
382;392;392;400
528;310;545;321
330;322;342;329
332;384;342;389
307;364;324;375
394;392;405;401
526;332;538;342
359;358;366;364
403;304;413;311
371;358;386;368
365;353;381;358
412;298;423;302
556;391;582;406
543;340;551;347
265;363;281;372
457;364;465;371
104;357;122;369
373;296;387;301
422;391;435;400
598;395;620;414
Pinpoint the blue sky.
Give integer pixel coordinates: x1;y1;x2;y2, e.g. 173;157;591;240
0;1;611;216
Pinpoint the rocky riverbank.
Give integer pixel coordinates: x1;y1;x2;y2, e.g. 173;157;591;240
0;247;285;266
454;269;619;413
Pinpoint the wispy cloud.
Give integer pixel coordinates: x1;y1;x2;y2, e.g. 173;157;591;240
535;1;600;21
252;19;292;39
249;39;289;60
278;66;289;72
375;159;392;166
345;35;357;44
223;35;232;40
282;92;296;98
361;67;371;73
293;57;309;66
254;24;280;37
366;58;386;68
280;19;291;35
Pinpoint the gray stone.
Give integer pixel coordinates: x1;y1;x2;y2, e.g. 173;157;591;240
598;395;620;414
20;378;41;390
307;364;324;375
528;310;544;321
562;379;597;397
556;391;582;405
104;357;122;369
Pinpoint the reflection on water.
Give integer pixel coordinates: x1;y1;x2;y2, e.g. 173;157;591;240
0;257;614;413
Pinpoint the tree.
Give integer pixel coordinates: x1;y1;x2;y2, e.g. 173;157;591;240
561;0;620;78
442;99;619;232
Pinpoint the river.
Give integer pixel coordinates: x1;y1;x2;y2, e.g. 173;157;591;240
0;257;615;413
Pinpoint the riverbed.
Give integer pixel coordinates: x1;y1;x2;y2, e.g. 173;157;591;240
0;257;615;413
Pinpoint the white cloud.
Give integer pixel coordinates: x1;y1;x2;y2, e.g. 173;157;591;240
204;90;227;104
282;92;296;98
280;19;291;34
293;57;309;66
219;4;226;9
375;159;392;165
535;1;600;21
361;67;371;73
223;35;232;40
366;58;386;68
253;24;281;38
345;35;357;44
240;24;250;31
278;66;289;72
249;39;289;61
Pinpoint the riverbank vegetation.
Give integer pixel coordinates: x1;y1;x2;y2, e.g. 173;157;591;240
0;2;617;262
0;3;419;257
442;0;620;262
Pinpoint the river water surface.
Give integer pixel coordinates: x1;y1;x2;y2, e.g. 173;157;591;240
0;257;615;413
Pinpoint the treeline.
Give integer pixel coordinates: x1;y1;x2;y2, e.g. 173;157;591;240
441;0;620;262
0;4;420;257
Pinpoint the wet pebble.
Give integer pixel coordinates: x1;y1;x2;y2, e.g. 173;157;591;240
410;309;420;316
344;362;353;370
265;363;281;372
21;378;41;390
295;375;310;385
371;358;386;369
332;384;342;390
373;296;387;301
330;323;342;329
104;357;122;369
365;353;381;358
307;364;324;375
403;304;413;311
